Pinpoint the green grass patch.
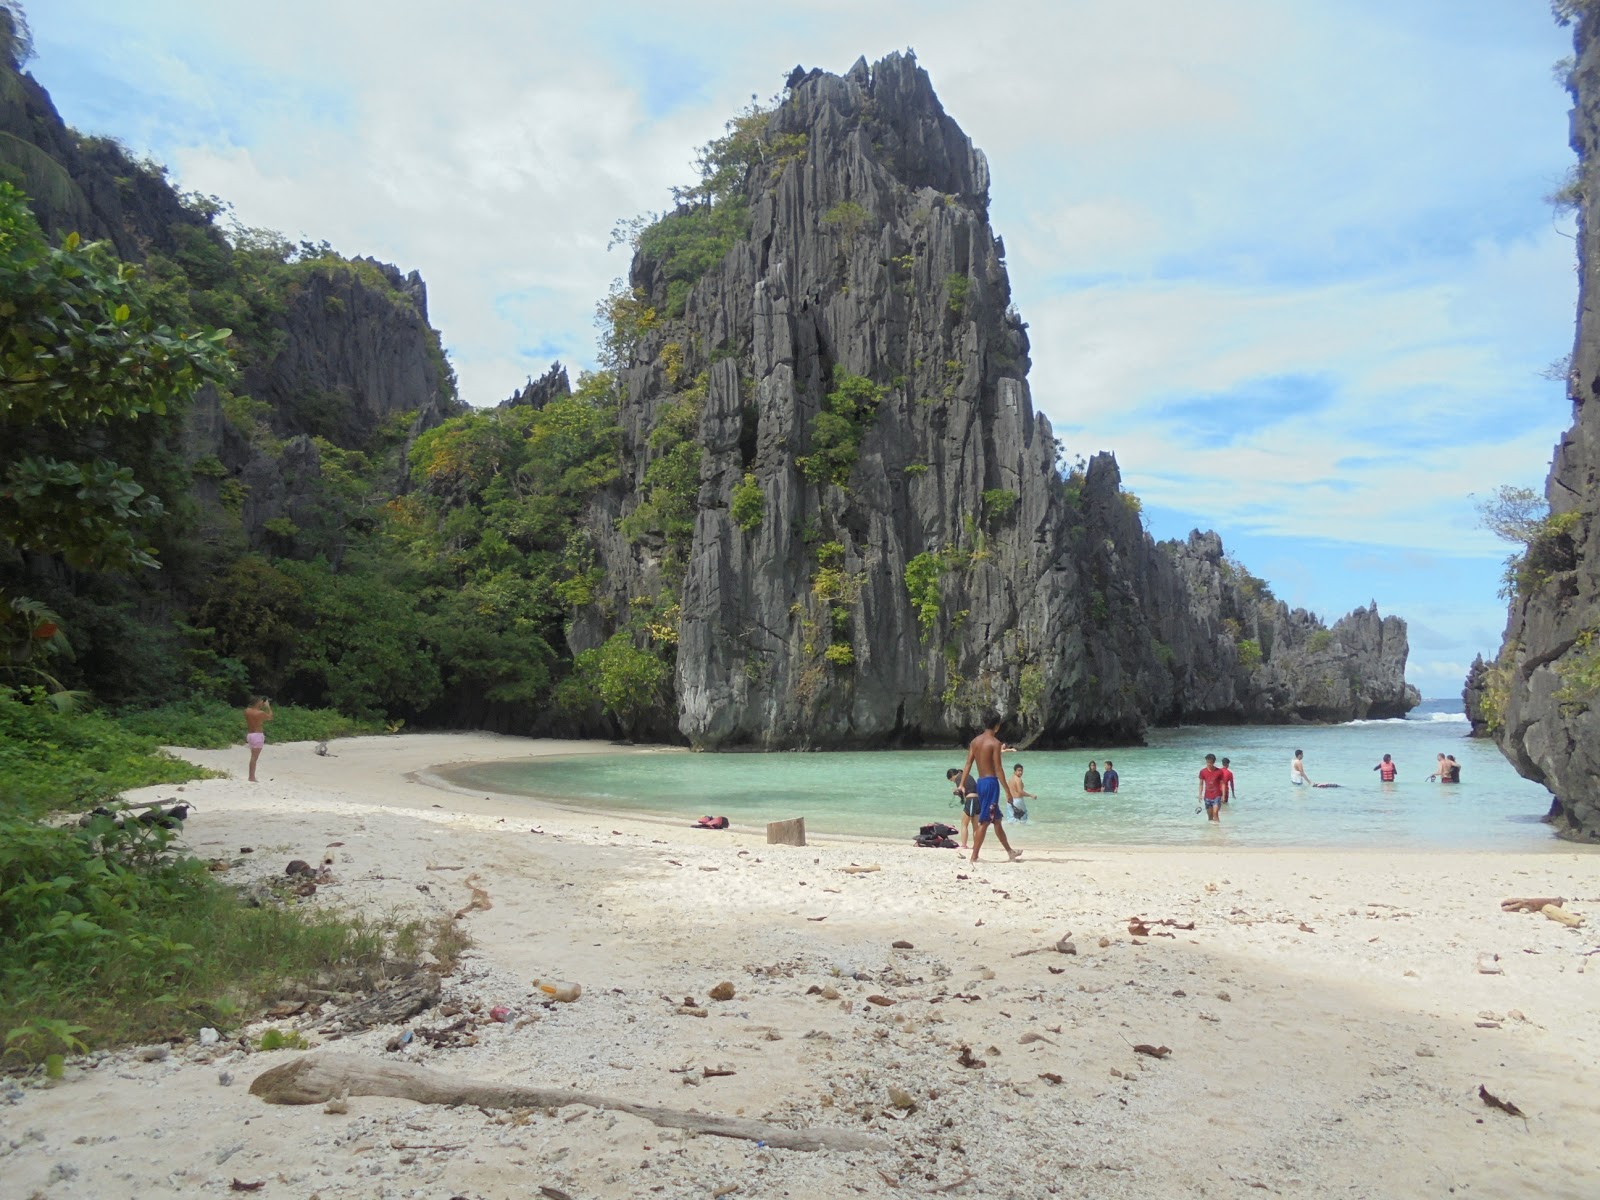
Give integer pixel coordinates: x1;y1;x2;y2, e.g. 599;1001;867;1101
116;698;382;749
0;813;466;1063
0;690;218;820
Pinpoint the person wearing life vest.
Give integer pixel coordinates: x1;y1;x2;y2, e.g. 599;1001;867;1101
1373;754;1398;782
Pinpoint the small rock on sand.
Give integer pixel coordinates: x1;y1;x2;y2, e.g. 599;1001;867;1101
709;982;736;1001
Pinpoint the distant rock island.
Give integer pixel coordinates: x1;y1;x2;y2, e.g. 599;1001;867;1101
566;52;1418;747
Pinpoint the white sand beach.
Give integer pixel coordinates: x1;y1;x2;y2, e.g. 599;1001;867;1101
4;732;1599;1199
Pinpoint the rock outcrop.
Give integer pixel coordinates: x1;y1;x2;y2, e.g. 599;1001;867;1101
1485;12;1600;841
501;361;572;410
576;53;1417;748
1462;654;1492;738
0;47;461;558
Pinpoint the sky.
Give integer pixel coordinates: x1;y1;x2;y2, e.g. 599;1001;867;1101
25;0;1581;698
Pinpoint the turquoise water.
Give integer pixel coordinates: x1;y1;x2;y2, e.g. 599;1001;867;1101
441;701;1571;850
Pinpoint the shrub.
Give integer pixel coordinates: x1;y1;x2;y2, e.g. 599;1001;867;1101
982;488;1018;523
946;273;971;315
905;551;945;638
798;367;886;488
0;689;218;819
822;201;871;238
1308;629;1334;653
1238;638;1263;669
823;643;855;667
731;473;764;530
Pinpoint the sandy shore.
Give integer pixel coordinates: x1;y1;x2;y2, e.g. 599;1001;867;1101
4;732;1599;1199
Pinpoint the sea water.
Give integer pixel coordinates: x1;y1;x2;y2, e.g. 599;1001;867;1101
440;699;1570;850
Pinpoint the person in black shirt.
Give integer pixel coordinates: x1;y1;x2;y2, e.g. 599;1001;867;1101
1084;760;1103;792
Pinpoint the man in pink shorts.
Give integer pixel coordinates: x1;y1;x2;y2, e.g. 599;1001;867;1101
245;696;273;782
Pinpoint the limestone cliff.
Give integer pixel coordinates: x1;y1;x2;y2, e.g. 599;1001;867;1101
0;46;461;554
576;54;1416;748
1486;10;1600;840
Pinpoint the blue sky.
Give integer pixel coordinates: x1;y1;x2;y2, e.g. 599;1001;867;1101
26;1;1580;698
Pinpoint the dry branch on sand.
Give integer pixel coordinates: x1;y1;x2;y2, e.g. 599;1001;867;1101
249;1054;885;1153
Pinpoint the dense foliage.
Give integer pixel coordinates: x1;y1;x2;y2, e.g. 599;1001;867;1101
0;183;232;672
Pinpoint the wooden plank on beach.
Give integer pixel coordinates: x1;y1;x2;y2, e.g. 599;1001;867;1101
766;817;806;846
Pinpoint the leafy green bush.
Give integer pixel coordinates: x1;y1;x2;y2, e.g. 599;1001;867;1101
946;273;971;314
0;689;217;820
982;488;1018;522
799;367;886;488
823;643;855;667
1308;629;1334;653
905;551;946;638
1238;638;1263;669
731;473;764;530
823;201;871;237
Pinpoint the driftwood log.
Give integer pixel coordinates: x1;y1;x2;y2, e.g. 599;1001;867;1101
1542;904;1585;928
1501;897;1566;913
250;1054;883;1153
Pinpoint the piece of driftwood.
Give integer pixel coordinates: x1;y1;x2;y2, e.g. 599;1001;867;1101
838;865;880;874
250;1054;882;1153
766;817;807;847
323;975;440;1033
1501;897;1566;913
1542;904;1584;928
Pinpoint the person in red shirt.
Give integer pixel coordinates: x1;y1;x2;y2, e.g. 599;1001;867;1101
1219;757;1236;803
1198;753;1226;822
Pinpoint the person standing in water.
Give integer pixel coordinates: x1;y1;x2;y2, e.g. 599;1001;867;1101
1199;753;1227;822
958;712;1022;864
1219;757;1236;802
1101;760;1120;793
1290;749;1314;787
1083;760;1103;792
1373;754;1398;782
1007;762;1035;821
245;696;273;783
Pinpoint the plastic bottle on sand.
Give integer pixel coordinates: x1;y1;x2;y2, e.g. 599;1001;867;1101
533;979;582;1002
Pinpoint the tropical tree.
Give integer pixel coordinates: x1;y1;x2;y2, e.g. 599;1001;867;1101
0;183;232;667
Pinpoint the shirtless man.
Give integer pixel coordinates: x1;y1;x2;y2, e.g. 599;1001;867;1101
1007;762;1035;821
245;697;273;782
958;712;1021;864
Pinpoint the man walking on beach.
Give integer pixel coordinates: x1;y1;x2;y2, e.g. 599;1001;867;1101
958;712;1021;864
1199;753;1226;822
245;696;273;783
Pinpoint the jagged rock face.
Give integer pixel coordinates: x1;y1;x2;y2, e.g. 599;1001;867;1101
1489;15;1600;840
2;54;460;558
1463;654;1491;738
0;57;211;260
584;53;1416;748
241;258;456;449
501;361;572;410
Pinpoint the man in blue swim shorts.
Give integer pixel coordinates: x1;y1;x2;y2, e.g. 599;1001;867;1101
957;711;1022;865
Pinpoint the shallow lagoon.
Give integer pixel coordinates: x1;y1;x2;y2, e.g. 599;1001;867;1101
441;702;1566;850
